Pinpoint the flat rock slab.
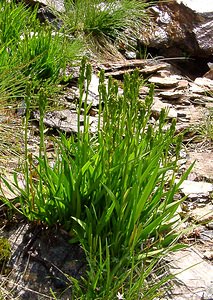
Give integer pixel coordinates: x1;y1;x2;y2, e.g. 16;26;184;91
148;76;179;88
33;110;99;133
0;223;85;299
187;152;213;182
179;180;213;198
190;204;213;224
151;97;178;119
158;90;185;100
167;247;213;300
194;77;213;92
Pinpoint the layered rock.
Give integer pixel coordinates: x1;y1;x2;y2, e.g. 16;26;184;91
137;0;213;75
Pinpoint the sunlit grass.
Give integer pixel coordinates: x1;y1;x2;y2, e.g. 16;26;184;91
0;60;192;299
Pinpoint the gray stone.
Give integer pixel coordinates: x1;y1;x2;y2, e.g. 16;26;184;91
166;248;213;300
0;223;85;300
194;77;213;91
138;1;213;58
177;0;213;13
190;204;213;224
33;109;99;134
179;180;213;199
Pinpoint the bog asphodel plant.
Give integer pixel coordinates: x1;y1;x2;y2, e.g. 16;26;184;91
0;59;193;299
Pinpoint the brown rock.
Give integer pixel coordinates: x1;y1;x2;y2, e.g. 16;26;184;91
203;69;213;80
159;90;184;100
186;152;213;182
138;1;213;58
176;79;189;90
151;97;178;119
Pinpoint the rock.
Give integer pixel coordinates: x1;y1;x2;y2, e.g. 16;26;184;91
18;0;65;13
203;250;213;260
177;0;213;13
207;222;213;229
0;223;85;299
33;110;99;133
189;82;207;94
204;63;213;79
166;247;213;300
86;73;100;107
179;180;213;199
190;204;213;224
138;1;213;63
190;94;213;105
194;77;213;91
186;152;213;182
124;51;137;60
150;97;178;119
204;69;213;80
148;76;179;88
141;63;169;75
16;0;65;28
176;79;189;90
0;173;25;200
158;90;184;100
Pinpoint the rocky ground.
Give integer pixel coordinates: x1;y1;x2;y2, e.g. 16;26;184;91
0;0;213;299
0;56;213;300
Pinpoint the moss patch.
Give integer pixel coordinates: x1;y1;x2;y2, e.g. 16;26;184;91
0;237;11;264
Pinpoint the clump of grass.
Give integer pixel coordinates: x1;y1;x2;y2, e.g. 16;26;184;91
0;60;192;299
197;108;213;142
63;0;149;57
0;0;83;105
189;108;213;144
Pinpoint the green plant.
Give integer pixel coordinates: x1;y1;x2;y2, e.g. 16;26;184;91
194;108;213;142
0;60;192;299
63;0;148;54
0;0;83;106
0;238;11;265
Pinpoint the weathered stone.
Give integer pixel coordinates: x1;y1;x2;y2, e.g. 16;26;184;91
190;204;213;224
85;73;100;107
177;0;213;13
0;173;25;199
203;250;213;260
18;0;65;12
33;110;99;133
204;63;213;79
189;82;207;94
124;51;136;60
0;223;85;300
179;180;213;199
186;152;213;182
138;1;213;61
194;77;213;91
166;248;213;300
148;76;179;87
151;97;178;119
176;79;189;89
159;90;184;100
141;63;168;74
190;94;213;105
